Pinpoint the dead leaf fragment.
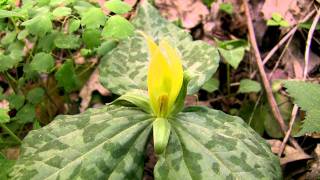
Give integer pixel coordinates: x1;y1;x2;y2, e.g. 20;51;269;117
79;69;109;112
155;0;209;28
261;0;312;26
267;139;311;165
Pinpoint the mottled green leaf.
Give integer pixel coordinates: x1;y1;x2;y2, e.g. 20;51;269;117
285;81;320;135
54;34;80;49
102;15;134;40
0;153;15;180
0;108;10;123
30;52;55;73
99;2;219;95
81;7;106;29
10;105;153;180
155;106;281;179
238;79;261;93
55;60;80;92
96;40;118;56
105;0;132;15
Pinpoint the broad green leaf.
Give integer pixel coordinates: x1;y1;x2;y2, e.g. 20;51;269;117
7;94;25;110
217;39;248;69
239;102;266;135
54;33;80;49
17;30;29;40
15;103;36;123
201;78;219;93
0;108;10;123
0;54;22;72
82;28;101;49
105;0;132;15
68;19;80;33
30;52;55;73
0;9;24;18
55;60;80;92
99;2;219;95
21;15;52;37
81;7;106;29
102;15;134;40
154;106;281;179
238;79;261;93
37;33;57;52
1;31;17;45
10;105;153;179
52;7;71;18
285;81;320;135
26;87;45;104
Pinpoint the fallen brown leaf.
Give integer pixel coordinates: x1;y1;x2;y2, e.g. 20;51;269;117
155;0;209;28
267;139;311;165
261;0;312;26
79;69;110;112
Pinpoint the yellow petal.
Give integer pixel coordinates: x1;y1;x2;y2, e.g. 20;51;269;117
139;31;183;117
159;39;183;110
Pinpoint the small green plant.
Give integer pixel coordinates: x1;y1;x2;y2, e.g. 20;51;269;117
8;2;281;179
219;2;233;15
267;12;290;27
0;0;133;148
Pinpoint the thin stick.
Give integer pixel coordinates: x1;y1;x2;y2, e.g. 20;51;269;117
243;0;303;152
250;10;316;79
278;8;320;156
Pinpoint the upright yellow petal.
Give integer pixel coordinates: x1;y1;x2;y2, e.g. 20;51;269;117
159;39;183;109
139;31;183;118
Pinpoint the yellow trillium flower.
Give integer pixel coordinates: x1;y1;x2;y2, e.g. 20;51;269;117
140;32;183;118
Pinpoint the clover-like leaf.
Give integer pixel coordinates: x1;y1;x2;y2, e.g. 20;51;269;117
10;105;153;179
99;2;219;95
238;79;261;93
154;106;281;179
105;0;132;15
81;7;106;29
30;52;55;73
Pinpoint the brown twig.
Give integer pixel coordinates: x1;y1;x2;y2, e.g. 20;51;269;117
278;8;320;156
243;0;303;152
250;10;316;79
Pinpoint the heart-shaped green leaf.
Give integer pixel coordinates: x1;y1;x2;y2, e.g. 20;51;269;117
155;106;281;179
99;2;219;95
10;105;153;179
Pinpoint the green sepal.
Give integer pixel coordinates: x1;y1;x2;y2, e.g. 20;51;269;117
153;118;171;154
170;71;192;116
112;90;152;114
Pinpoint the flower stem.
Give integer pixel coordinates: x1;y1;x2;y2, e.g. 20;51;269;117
0;123;22;144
